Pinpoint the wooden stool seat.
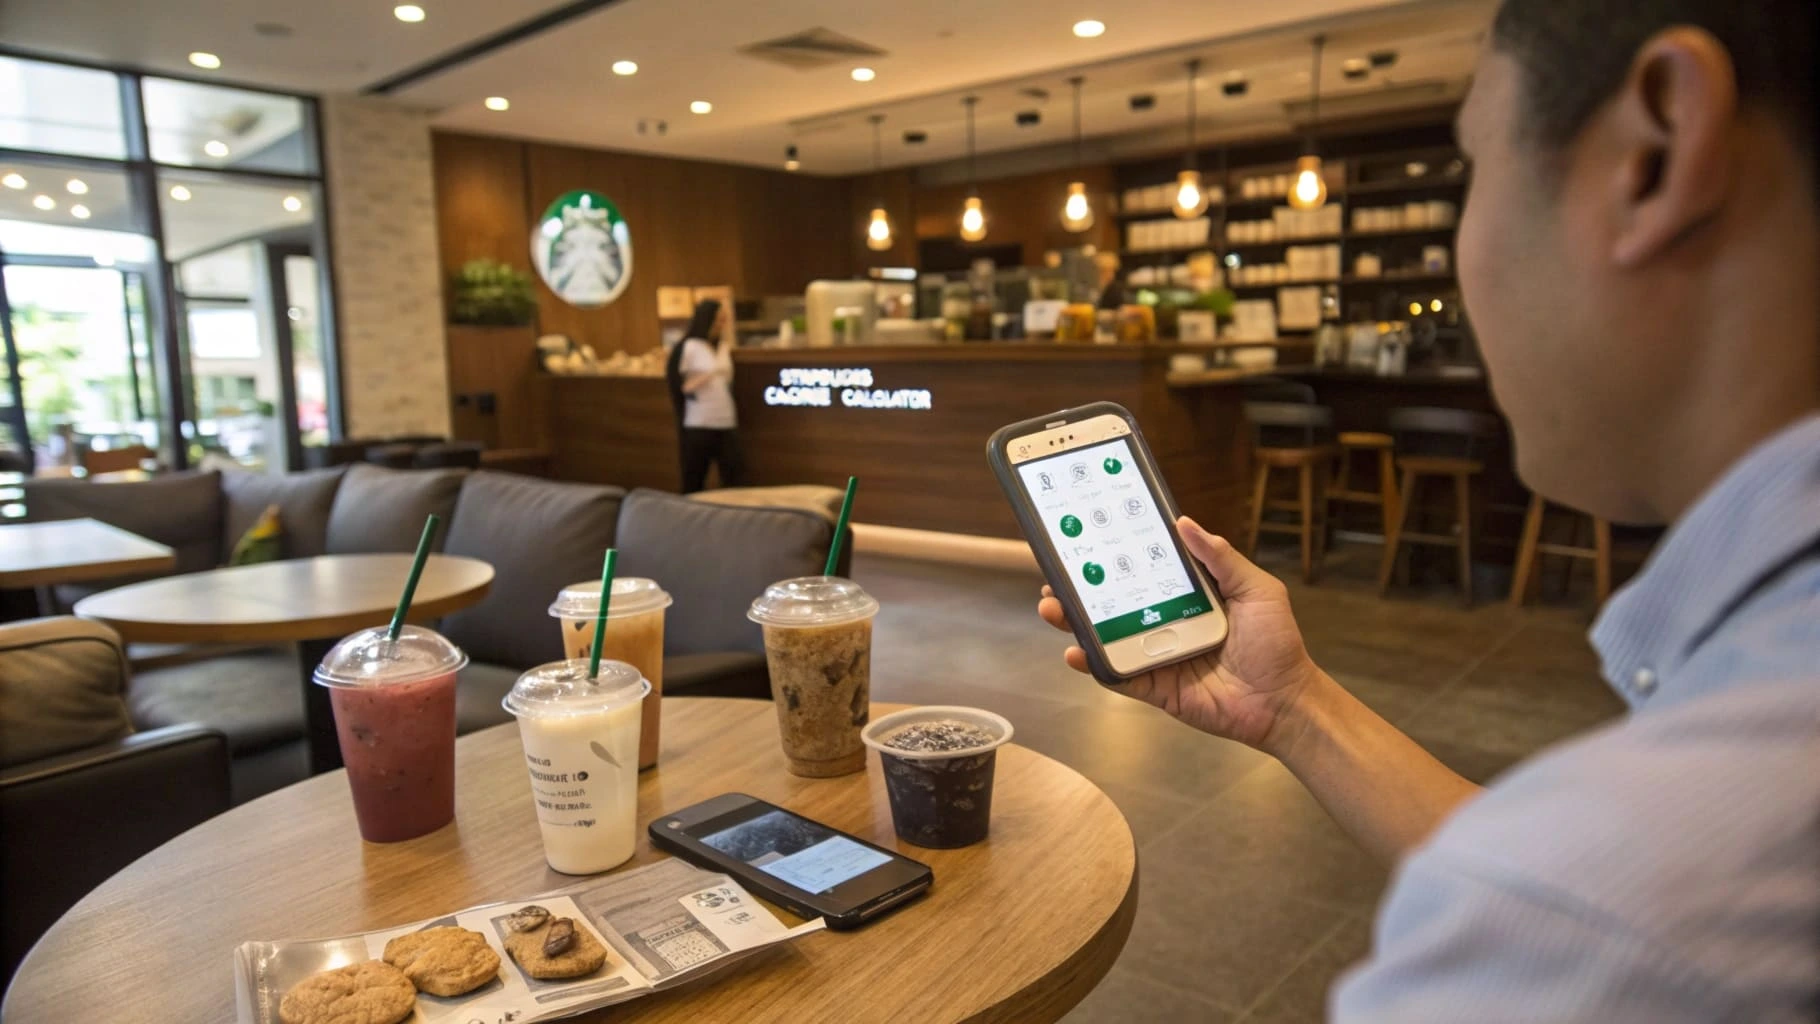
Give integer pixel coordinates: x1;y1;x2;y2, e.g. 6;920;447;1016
1509;494;1613;606
1337;431;1393;449
1257;445;1339;468
1393;454;1484;475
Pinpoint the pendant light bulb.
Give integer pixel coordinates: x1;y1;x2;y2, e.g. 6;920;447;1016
1289;155;1327;209
867;206;894;250
960;194;988;242
1062;181;1094;231
863;113;893;252
1173;169;1210;218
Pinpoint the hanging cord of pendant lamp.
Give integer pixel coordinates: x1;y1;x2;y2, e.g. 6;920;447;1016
960;96;987;241
1289;35;1330;209
1062;76;1095;232
1172;58;1209;218
866;113;893;250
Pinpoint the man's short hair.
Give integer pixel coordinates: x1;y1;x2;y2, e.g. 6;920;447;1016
1491;0;1816;175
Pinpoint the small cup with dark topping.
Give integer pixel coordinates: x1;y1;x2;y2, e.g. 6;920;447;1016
862;706;1013;848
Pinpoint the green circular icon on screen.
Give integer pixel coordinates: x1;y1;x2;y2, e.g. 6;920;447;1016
1060;515;1083;538
1082;562;1106;586
1103;457;1124;475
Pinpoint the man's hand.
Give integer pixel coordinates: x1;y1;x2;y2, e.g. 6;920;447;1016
1037;516;1323;754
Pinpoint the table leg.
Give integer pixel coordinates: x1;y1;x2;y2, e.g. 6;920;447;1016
299;637;341;775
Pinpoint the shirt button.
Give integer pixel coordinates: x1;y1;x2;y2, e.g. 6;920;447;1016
1631;667;1658;697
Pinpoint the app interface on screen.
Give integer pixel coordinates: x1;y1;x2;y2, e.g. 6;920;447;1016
702;809;890;895
1017;437;1211;642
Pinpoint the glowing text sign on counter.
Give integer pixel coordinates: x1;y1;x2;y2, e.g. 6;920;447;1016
763;367;933;411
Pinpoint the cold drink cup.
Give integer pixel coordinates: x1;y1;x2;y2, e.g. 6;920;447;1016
503;658;649;874
313;625;468;843
747;576;879;778
863;706;1014;849
549;577;672;770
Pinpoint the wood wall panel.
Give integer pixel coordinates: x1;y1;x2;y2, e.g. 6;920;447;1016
432;133;532;286
547;376;681;492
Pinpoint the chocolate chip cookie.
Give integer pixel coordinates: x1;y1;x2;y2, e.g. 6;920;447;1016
502;914;610;980
382;925;501;997
278;960;416;1024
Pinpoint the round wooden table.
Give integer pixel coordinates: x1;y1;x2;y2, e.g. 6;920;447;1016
4;699;1138;1023
73;554;494;773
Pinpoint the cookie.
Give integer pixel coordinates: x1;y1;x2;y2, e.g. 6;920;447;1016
502;915;609;980
278;960;416;1024
382;925;501;997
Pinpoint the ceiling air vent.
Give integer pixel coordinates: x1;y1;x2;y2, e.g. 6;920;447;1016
739;27;886;70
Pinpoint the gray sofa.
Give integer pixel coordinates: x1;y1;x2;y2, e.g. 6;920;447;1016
20;466;846;803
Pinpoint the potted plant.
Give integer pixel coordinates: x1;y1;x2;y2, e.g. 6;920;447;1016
449;259;537;326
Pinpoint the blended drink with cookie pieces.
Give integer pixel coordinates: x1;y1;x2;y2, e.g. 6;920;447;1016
549;577;672;770
313;625;468;843
503;658;648;874
862;706;1014;848
747;576;880;777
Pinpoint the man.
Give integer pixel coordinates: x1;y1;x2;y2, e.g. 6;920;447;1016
1038;1;1818;1018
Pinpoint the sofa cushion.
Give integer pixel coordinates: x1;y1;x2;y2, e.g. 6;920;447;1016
439;472;625;669
23;471;223;595
221;465;345;562
454;661;521;735
0;617;133;768
615;489;836;657
126;645;304;755
689;485;844;522
325;464;466;555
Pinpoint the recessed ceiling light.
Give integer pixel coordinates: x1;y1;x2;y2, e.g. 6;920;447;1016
283;195;303;212
203;140;230;158
2;173;26;190
611;60;638;76
169;185;192;201
32;194;55;211
393;4;425;22
689;100;712;114
484;96;509;111
850;67;875;82
188;51;221;70
71;204;91;220
1072;19;1106;38
66;178;89;194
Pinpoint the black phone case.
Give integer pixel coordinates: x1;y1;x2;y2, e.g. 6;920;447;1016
985;400;1225;685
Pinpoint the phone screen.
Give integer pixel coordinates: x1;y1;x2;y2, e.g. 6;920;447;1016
698;809;892;895
1015;437;1213;642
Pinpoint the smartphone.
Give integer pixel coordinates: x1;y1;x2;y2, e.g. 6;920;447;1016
988;401;1229;684
648;793;933;930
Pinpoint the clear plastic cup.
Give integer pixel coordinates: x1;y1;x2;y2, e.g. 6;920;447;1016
503;658;650;874
748;576;879;778
313;626;468;843
862;706;1014;848
549;577;673;770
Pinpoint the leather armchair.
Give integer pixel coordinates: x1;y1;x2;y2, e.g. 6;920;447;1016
0;619;231;987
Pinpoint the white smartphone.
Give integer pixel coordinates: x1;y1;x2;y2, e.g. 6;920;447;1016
987;402;1229;683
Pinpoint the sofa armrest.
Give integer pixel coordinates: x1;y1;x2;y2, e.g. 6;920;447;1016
1;724;231;982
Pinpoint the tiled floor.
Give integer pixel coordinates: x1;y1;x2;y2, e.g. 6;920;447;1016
855;541;1626;1024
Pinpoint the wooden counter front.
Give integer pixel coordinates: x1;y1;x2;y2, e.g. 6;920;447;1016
730;344;1253;540
548;375;683;492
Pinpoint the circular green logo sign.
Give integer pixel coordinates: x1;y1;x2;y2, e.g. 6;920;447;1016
1059;515;1083;538
1082;562;1105;586
531;189;633;308
1103;457;1124;475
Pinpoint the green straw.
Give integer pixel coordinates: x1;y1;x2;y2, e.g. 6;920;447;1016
823;476;858;576
588;548;617;680
387;514;441;641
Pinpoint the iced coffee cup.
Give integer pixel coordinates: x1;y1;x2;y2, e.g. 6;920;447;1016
863;706;1014;849
503;658;649;874
549;577;673;770
747;576;879;778
313;626;468;843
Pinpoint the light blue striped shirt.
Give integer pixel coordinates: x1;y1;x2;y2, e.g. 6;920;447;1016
1333;414;1820;1022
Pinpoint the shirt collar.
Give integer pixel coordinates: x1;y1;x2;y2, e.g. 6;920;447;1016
1591;412;1820;707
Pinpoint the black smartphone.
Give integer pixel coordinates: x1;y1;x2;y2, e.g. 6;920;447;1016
987;401;1229;685
648;793;933;930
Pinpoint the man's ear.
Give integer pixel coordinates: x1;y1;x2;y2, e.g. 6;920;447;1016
1605;27;1738;266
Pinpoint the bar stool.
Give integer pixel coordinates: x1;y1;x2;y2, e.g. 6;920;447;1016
1245;402;1339;583
1377;407;1502;605
1328;431;1399;543
1509;495;1613;606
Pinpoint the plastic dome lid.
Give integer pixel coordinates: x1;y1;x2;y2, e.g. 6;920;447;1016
747;575;879;627
312;625;469;689
502;658;650;717
548;577;673;619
